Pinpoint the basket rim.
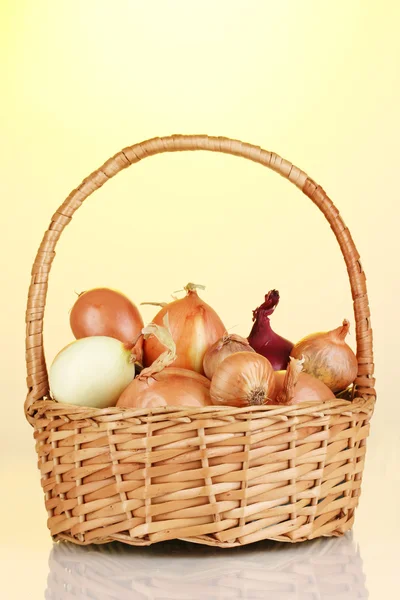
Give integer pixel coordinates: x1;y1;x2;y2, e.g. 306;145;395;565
28;394;375;424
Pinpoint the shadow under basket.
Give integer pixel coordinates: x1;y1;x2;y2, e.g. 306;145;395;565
25;135;376;547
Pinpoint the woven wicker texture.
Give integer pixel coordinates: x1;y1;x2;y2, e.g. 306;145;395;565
46;534;368;599
25;135;376;546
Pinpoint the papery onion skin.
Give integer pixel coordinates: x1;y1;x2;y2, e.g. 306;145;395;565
49;336;136;408
274;360;335;405
272;359;329;439
117;368;211;409
203;333;255;379
290;319;358;393
210;351;276;407
143;284;226;374
70;288;144;362
118;320;211;409
248;290;293;371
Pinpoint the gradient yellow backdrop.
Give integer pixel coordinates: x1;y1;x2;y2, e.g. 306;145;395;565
1;1;399;597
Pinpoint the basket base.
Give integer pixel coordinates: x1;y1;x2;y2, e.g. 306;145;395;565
51;505;356;548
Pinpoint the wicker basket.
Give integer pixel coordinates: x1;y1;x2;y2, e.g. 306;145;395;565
45;534;368;599
25;135;376;547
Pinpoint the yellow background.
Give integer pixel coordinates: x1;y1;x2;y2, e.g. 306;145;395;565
0;1;399;597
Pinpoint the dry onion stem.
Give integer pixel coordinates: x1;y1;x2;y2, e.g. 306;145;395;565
140;315;177;378
274;356;335;405
276;356;305;404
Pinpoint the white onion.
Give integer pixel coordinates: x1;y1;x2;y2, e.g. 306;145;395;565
49;336;136;408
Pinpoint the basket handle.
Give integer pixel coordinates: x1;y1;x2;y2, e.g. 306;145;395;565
25;135;375;418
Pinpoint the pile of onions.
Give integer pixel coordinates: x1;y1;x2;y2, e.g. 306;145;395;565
142;283;225;374
117;319;212;409
290;319;358;392
210;352;275;407
55;282;356;412
274;357;335;405
248;289;293;371
70;287;144;363
49;336;136;408
203;334;255;379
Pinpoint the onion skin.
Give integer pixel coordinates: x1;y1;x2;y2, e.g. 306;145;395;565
210;351;276;407
70;288;144;362
49;336;136;408
143;284;226;374
274;360;335;405
203;334;255;379
272;359;329;440
290;319;358;393
117;367;212;409
248;290;293;371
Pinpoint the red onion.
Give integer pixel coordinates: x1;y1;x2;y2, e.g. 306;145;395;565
248;289;293;371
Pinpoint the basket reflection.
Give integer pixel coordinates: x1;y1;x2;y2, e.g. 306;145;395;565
46;533;367;599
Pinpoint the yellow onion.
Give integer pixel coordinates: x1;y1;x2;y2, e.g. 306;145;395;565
210;351;275;407
117;367;211;409
143;283;225;374
117;319;211;409
203;333;255;379
274;357;335;405
291;319;358;393
70;287;144;364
